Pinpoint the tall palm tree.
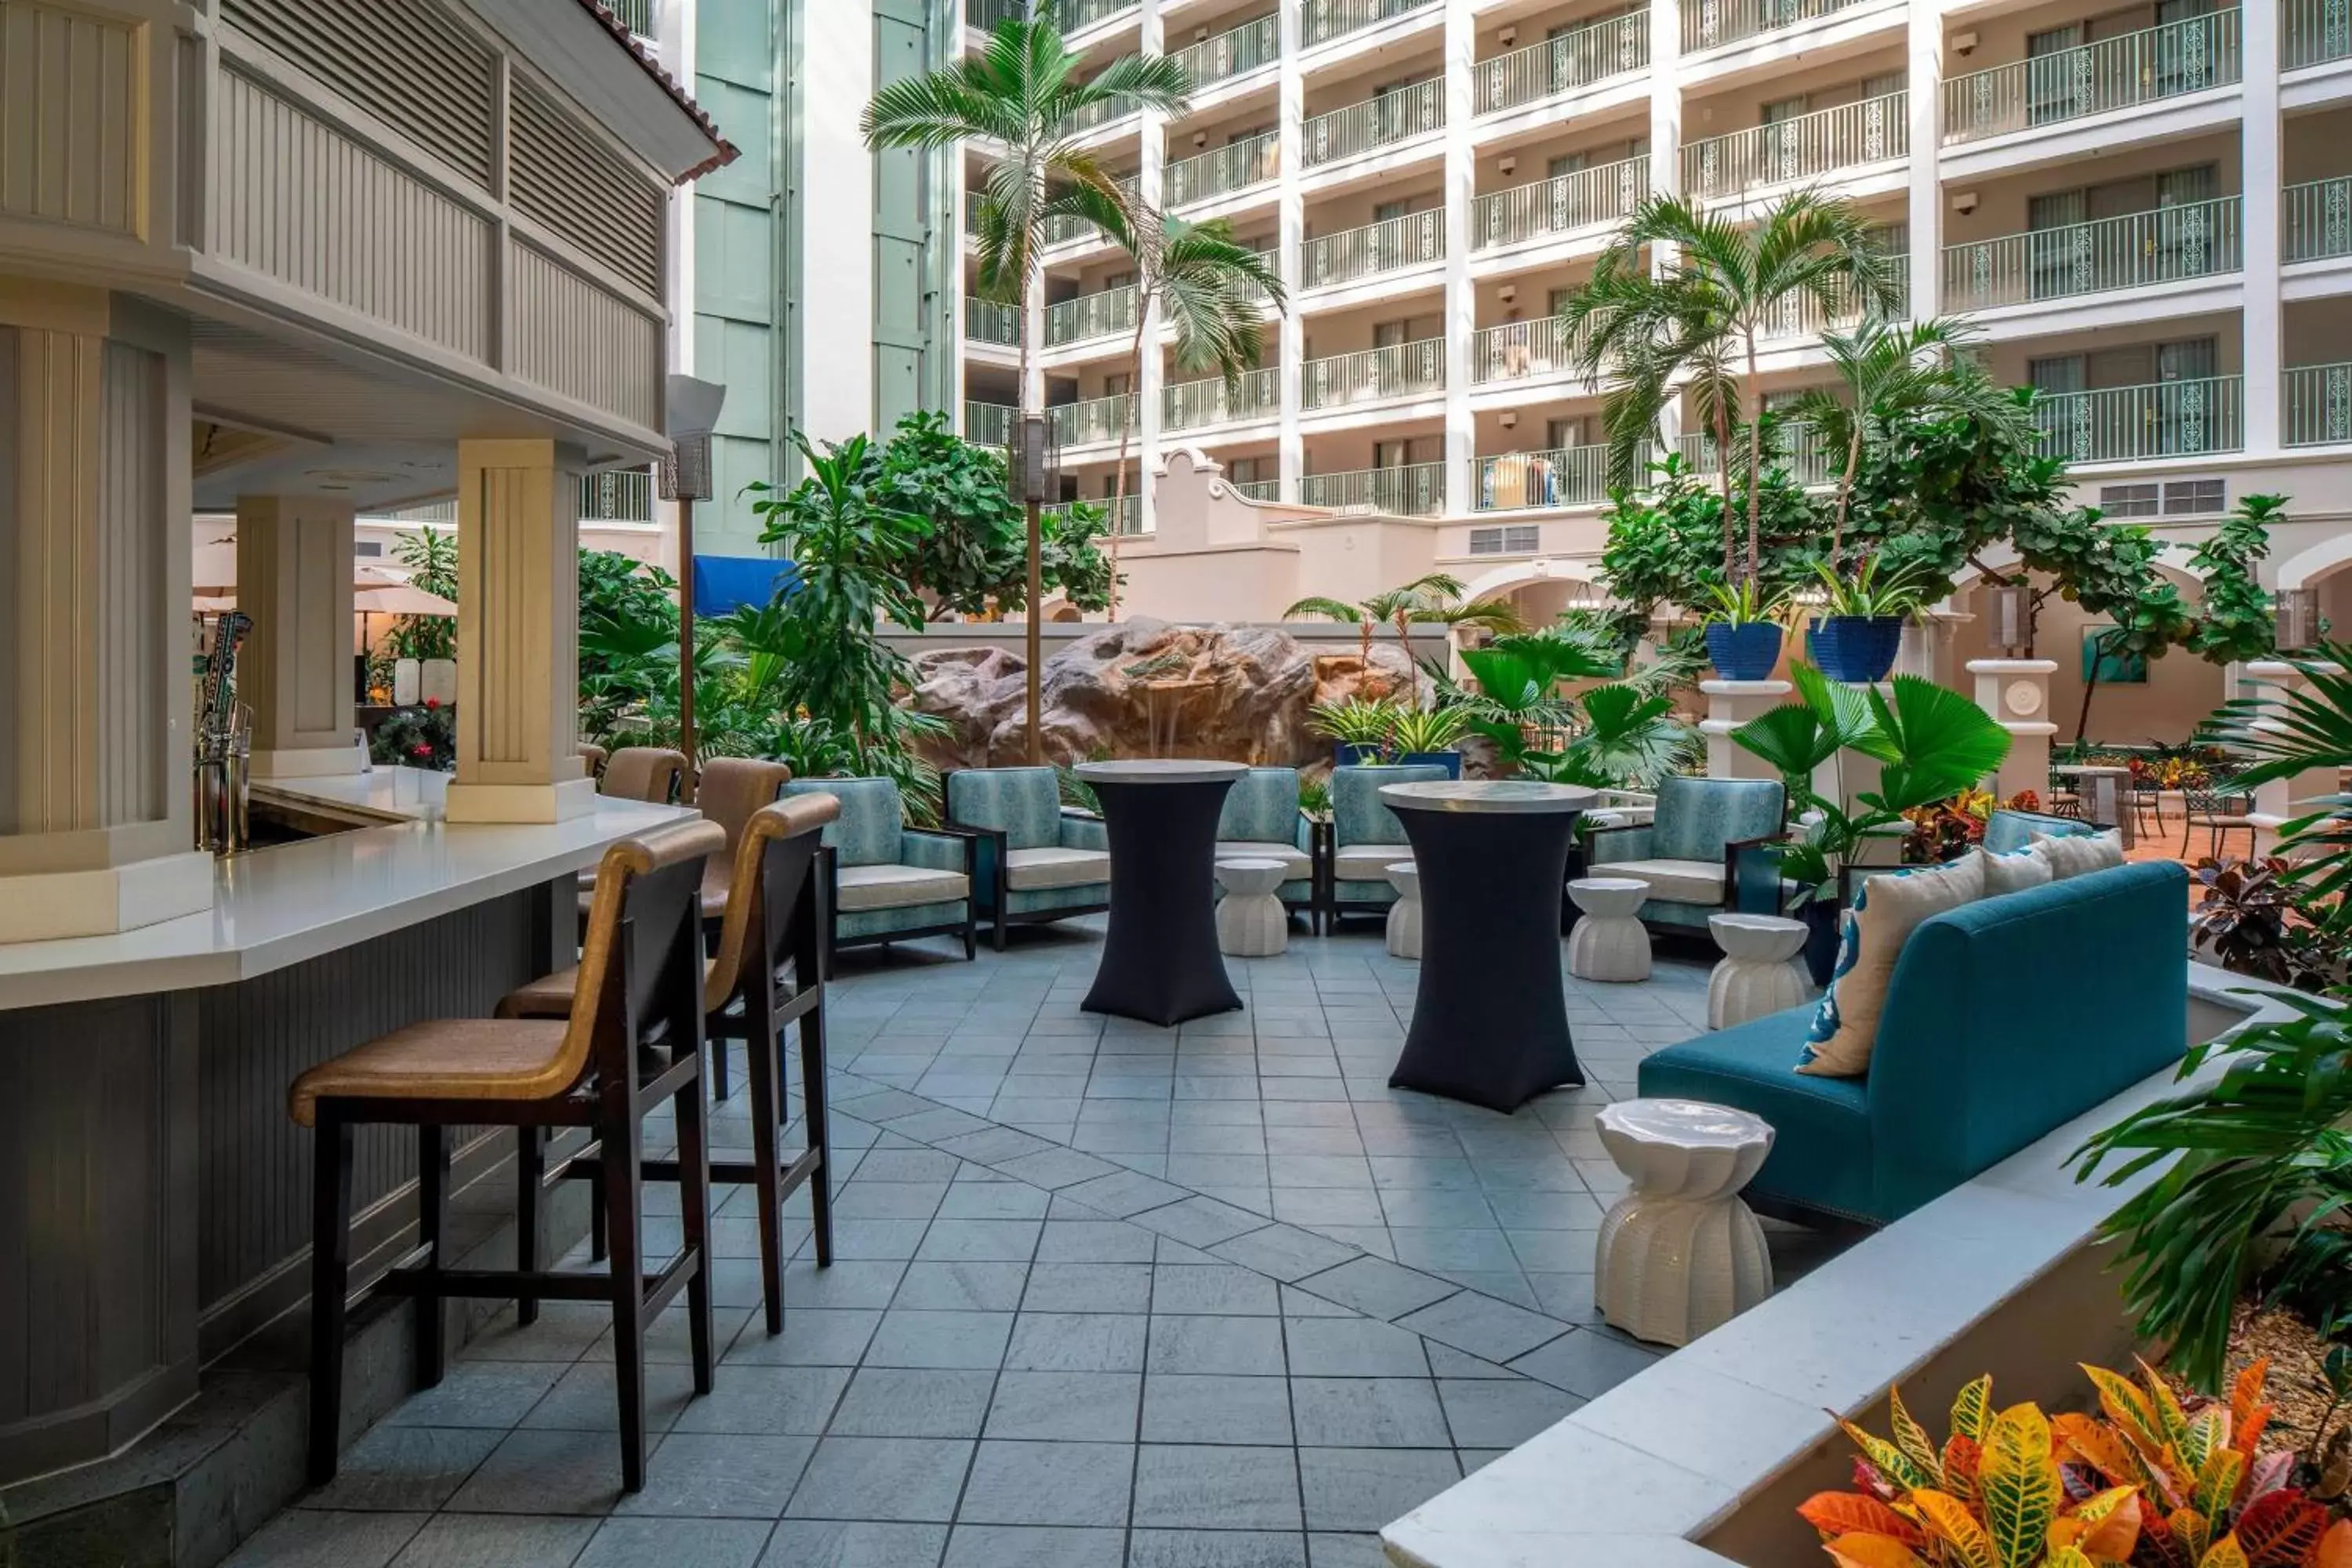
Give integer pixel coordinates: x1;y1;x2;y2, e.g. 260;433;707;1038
1561;188;1900;585
1097;213;1286;617
1283;574;1523;708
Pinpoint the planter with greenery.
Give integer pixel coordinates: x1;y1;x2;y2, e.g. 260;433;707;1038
1809;556;1929;684
1386;705;1472;778
1450;628;1693;791
1698;579;1789;682
1308;697;1403;766
1284;573;1520;705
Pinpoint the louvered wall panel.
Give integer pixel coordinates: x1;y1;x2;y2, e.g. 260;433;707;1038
510;243;662;429
220;0;495;188
212;69;492;363
0;0;140;235
510;82;664;297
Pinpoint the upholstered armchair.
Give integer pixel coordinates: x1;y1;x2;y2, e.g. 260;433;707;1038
1981;807;2101;855
1582;775;1787;931
1216;768;1318;932
784;777;976;961
945;766;1112;949
1323;763;1450;927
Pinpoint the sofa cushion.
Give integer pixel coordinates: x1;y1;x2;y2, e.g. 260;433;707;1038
1333;844;1414;884
1218;841;1312;882
1981;843;2054;896
1800;851;1984;1078
1006;846;1111;891
2035;829;2125;880
838;863;969;913
1649;775;1785;863
1638;1009;1877;1221
1219;769;1302;845
1601;858;1726;906
948;767;1063;850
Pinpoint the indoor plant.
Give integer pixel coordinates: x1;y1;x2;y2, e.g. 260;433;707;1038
1810;556;1928;684
1700;579;1790;682
1308;697;1403;766
1388;705;1473;777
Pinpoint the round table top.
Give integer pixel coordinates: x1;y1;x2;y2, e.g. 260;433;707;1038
1214;856;1289;873
1597;1098;1773;1150
1074;759;1250;783
1377;780;1598;815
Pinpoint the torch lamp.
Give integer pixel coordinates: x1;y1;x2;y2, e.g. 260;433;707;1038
1987;580;2034;657
1013;413;1059;765
2275;587;2322;653
657;373;726;781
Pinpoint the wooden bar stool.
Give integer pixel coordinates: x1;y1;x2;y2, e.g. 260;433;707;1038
684;757;793;1097
501;797;840;1336
289;818;726;1494
601;746;688;804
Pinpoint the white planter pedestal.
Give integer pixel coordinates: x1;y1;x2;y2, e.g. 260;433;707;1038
1706;913;1812;1030
1214;858;1289;958
1566;877;1651;982
1595;1098;1776;1347
1385;862;1421;960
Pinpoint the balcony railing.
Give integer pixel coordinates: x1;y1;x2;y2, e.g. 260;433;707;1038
1755;268;1908;339
1470;318;1592;384
1475;445;1612;511
1301;209;1443;288
1943;198;2241;310
1163;367;1279;430
2288;0;2352;68
1941;12;2241;145
1303;78;1443;166
1065;0;1138;30
1049;392;1137;446
2285;177;2352;263
2286;363;2352;447
1301;338;1444;408
608;0;657;42
1676;423;1833;486
1680;0;1873;53
579;468;653;522
1299;462;1445;514
1166;132;1279;206
1065;93;1140;135
965;295;1022;346
1682;91;1907;201
1474;12;1649;116
2031;376;2244;463
964;401;1016;447
1046;495;1144;535
1041;175;1138;246
1472;154;1648;250
1171;13;1279;88
1232;477;1279;500
1044;285;1138;347
1301;0;1439;49
969;0;1025;30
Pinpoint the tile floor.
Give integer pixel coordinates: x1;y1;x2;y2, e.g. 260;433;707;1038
227;917;1836;1568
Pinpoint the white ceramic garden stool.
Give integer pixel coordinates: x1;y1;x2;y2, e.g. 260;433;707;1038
1566;877;1652;982
1385;861;1421;960
1706;913;1813;1030
1594;1098;1775;1347
1214;857;1290;958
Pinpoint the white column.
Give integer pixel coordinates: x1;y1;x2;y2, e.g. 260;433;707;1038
445;439;594;825
802;0;877;440
0;282;211;941
236;496;362;778
1137;0;1167;538
2242;0;2283;455
1024;269;1047;415
1440;0;1476;519
1700;680;1792;780
1276;0;1305;503
1647;0;1683;451
1907;4;1942;321
1968;659;2058;803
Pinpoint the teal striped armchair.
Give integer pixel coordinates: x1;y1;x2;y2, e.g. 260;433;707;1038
783;777;977;961
1215;767;1318;932
944;767;1112;949
1323;764;1449;927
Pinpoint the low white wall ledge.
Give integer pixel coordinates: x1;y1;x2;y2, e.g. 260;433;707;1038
1696;680;1792;697
1962;658;2058;675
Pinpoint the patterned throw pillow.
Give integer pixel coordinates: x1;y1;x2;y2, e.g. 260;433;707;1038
2033;829;2125;880
1797;851;1987;1079
1981;842;2055;897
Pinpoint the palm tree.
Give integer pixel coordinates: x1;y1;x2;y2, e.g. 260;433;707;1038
1283;574;1523;708
1561;188;1900;585
1097;214;1286;617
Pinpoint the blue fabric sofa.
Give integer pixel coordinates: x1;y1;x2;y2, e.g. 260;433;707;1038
1636;858;2189;1226
1323;763;1450;927
1982;805;2103;854
945;766;1112;949
1215;768;1319;932
783;777;977;960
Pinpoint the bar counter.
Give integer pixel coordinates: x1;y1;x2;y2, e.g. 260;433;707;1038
0;769;691;1484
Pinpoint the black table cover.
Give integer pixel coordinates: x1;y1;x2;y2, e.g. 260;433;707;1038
1077;762;1247;1027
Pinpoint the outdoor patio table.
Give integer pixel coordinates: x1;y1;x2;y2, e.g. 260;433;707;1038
1381;779;1596;1112
1076;759;1250;1026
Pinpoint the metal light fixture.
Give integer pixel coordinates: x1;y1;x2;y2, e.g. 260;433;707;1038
1987;581;2033;655
659;374;727;775
2275;587;2322;652
1014;413;1058;765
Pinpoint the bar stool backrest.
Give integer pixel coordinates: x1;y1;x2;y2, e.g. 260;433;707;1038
576;819;727;1087
603;746;688;803
706;796;838;1014
694;757;795;905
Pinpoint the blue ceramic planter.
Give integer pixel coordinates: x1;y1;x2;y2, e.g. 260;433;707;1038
1334;742;1385;766
1398;750;1464;779
1704;621;1784;682
1809;615;1904;684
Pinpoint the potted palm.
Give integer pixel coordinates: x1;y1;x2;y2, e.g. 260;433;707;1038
1388;705;1473;778
1698;579;1789;682
1809;556;1928;684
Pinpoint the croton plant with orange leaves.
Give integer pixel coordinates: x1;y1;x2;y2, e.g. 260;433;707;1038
1799;1363;2352;1568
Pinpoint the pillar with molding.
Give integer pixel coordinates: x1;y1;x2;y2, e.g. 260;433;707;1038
1968;658;2059;804
0;282;212;940
444;439;593;825
237;495;363;778
1700;680;1791;781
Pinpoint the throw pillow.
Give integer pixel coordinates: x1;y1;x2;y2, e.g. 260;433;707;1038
1798;851;1987;1078
2033;829;2125;880
1981;843;2055;897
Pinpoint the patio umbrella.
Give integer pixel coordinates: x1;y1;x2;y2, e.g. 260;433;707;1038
353;564;457;618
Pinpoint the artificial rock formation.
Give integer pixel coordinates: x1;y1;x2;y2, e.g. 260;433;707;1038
905;619;1428;768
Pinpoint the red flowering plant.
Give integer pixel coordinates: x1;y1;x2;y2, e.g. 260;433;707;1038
368;702;456;771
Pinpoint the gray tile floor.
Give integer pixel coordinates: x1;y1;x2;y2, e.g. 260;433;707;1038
229;918;1837;1568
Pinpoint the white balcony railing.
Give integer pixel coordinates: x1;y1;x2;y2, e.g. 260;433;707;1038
1045;495;1144;535
1943;198;2241;310
1171;13;1279;88
1941;12;2241;145
1299;462;1445;514
1301;0;1439;49
1472;154;1648;251
1474;12;1648;116
1302;78;1443;166
1301;338;1444;408
964;401;1016;447
1044;285;1138;347
1049;392;1138;446
965;295;1021;346
2285;177;2352;263
1301;209;1443;288
1680;0;1875;54
1469;318;1592;384
2288;0;2352;68
2286;363;2352;447
1163;367;1279;430
1682;91;1907;200
1474;445;1613;511
969;0;1025;31
579;467;653;522
1232;477;1280;500
1165;132;1279;207
2032;376;2244;463
1676;423;1834;486
1064;0;1139;31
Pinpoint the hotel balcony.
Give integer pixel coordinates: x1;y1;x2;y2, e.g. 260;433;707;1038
1678;423;1835;486
965;400;1016;448
1680;0;1884;56
1171;13;1279;92
2285;177;2352;263
2285;361;2352;446
1163;366;1280;432
1301;210;1444;291
1301;338;1446;410
1472;12;1649;120
1470;155;1649;261
1299;460;1446;514
1940;13;2241;148
1051;390;1138;448
1044;285;1139;350
1468;318;1593;389
1942;199;2241;314
1064;0;1142;36
1166;131;1280;209
2032;376;2245;464
2288;0;2352;70
1303;78;1443;171
965;294;1021;348
1047;494;1144;533
1682;91;1908;201
1301;0;1439;51
1472;444;1614;512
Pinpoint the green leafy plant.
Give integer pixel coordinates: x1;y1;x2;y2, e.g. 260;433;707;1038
1814;555;1931;620
1698;577;1790;627
1285;574;1521;702
387;527;458;661
369;700;455;771
1386;705;1472;757
1307;697;1403;748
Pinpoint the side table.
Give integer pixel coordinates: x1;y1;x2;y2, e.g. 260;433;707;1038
1566;877;1650;982
1385;862;1421;960
1594;1098;1775;1347
1706;913;1812;1029
1214;858;1289;957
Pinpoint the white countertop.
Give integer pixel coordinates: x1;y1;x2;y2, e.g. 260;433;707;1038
1379;780;1598;815
1074;759;1251;782
253;764;452;822
0;778;693;1011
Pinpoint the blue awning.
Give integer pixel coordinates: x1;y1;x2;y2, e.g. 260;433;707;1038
691;554;799;616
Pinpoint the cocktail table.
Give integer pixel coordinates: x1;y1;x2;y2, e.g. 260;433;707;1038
1076;759;1249;1025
